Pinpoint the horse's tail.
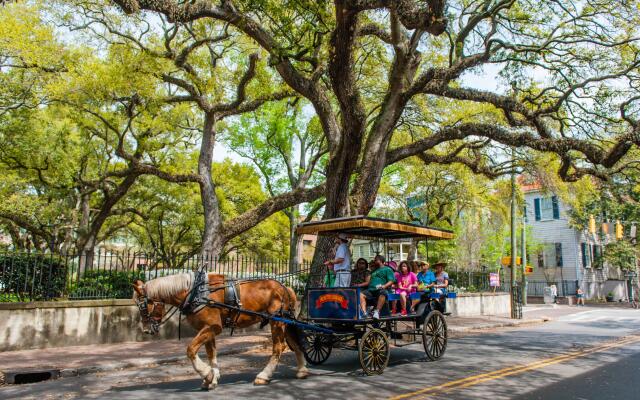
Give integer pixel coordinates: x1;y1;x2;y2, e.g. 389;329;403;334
286;322;305;351
284;286;305;350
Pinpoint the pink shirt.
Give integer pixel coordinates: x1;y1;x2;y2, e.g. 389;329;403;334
395;271;417;294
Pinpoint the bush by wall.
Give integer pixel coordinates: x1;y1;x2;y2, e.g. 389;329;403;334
0;253;67;301
69;269;145;299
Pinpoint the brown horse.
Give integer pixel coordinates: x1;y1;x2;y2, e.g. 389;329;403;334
132;272;309;389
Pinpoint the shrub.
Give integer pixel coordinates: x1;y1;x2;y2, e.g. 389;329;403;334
69;269;145;299
0;253;67;301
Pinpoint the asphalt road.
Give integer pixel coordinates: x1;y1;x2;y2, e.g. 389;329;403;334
3;307;640;400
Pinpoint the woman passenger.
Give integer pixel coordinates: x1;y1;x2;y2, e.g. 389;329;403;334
433;262;449;294
351;258;370;286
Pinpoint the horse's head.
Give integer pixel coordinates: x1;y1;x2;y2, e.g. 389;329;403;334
132;279;165;335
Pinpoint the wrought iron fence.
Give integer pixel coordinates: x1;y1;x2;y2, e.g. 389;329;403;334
0;249;310;302
522;280;579;297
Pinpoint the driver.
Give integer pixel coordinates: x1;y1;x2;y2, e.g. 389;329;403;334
324;233;351;287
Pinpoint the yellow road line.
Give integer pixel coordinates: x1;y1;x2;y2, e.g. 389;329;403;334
390;335;640;400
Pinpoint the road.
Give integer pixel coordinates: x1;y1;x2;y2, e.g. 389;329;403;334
2;307;640;400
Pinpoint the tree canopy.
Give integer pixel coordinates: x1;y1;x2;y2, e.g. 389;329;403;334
1;0;639;268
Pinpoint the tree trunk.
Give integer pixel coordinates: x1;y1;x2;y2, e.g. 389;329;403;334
307;133;363;285
287;206;300;273
198;113;225;264
352;133;395;215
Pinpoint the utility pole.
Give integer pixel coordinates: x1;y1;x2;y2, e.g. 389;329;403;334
521;212;527;306
510;149;518;318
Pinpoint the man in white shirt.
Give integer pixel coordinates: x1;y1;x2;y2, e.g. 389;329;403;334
324;233;351;287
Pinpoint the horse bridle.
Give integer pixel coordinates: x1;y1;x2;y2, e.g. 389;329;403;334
134;286;164;334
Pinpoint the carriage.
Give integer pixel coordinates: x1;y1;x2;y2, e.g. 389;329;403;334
133;215;456;387
294;216;456;375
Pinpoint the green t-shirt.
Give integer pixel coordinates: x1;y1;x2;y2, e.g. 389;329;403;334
368;266;396;290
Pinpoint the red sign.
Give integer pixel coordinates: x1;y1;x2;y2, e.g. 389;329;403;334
315;293;349;309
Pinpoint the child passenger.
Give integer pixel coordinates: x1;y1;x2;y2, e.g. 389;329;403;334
394;261;417;315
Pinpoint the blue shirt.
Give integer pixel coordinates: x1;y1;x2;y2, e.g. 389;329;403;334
417;270;436;285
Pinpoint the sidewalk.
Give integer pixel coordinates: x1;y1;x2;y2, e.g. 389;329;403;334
447;315;548;335
0;333;272;382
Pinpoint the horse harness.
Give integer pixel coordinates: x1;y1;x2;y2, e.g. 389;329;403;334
137;271;294;337
178;270;247;333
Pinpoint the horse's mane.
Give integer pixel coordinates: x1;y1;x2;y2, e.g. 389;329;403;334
145;272;194;299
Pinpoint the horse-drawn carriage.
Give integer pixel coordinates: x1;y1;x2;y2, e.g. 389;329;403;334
132;216;455;388
296;216;455;375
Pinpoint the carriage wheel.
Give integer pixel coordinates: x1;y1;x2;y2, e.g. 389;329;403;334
358;328;390;375
422;310;447;361
302;332;332;365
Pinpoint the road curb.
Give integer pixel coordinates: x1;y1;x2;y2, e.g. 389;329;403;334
2;338;271;383
449;318;548;334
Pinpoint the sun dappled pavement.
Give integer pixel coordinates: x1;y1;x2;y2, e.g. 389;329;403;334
3;307;640;400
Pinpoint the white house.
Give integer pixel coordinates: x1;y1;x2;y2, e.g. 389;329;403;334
351;239;414;262
522;180;628;300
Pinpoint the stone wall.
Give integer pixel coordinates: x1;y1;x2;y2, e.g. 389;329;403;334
1;292;511;351
0;300;197;352
446;292;511;317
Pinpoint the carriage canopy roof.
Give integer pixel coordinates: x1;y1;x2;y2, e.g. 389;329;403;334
295;216;454;240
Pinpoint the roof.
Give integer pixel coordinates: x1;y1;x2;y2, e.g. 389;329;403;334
517;175;542;193
295;216;455;240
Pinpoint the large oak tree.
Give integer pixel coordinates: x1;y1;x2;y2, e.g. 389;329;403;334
109;0;640;268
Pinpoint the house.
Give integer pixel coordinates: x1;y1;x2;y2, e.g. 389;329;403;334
522;180;628;300
351;239;414;262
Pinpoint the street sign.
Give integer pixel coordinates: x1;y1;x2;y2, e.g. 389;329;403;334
489;272;500;287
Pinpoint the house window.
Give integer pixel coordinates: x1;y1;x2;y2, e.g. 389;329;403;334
581;242;591;268
534;196;560;221
539;243;563;268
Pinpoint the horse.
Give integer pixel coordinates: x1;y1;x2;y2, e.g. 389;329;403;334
132;272;309;389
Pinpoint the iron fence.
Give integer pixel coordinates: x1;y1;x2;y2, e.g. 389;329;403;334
522;280;579;297
448;271;507;292
0;249;310;302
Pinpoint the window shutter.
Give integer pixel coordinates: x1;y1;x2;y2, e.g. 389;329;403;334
552;196;560;219
524;206;528;223
537;252;544;268
581;243;588;268
534;198;541;221
593;245;602;268
555;243;563;267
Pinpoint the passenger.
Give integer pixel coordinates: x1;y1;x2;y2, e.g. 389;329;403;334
351;258;370;286
359;255;396;319
386;260;398;272
412;261;435;310
393;261;417;315
433;262;449;294
410;260;420;274
416;261;436;291
324;233;351;287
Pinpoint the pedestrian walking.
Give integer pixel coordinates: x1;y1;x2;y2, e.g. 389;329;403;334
576;287;585;306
